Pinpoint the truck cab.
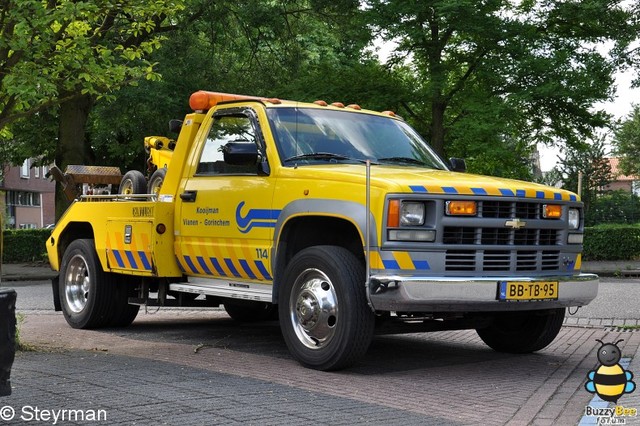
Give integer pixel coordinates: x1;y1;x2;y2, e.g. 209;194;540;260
47;90;598;370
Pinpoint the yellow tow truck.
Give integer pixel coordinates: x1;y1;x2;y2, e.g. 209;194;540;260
47;90;598;370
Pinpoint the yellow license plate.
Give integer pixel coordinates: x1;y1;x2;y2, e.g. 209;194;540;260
498;281;558;301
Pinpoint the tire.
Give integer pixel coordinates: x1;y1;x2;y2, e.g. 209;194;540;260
224;300;278;322
119;170;147;195
278;246;374;371
59;239;116;329
476;308;566;353
148;168;166;196
108;275;140;327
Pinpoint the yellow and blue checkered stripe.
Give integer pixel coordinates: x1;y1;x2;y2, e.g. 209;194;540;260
106;233;153;272
176;237;273;282
408;185;578;201
369;251;430;271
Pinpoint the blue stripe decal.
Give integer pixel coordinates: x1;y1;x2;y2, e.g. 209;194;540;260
471;188;487;195
554;192;563;200
224;258;242;278
570;194;577;201
412;260;430;270
184;255;199;274
239;259;257;279
138;251;151;270
209;257;227;276
125;251;138;269
176;256;186;273
442;187;458;194
536;191;545;199
499;189;515;197
409;185;428;193
382;259;400;269
255;261;272;281
516;189;526;197
112;251;125;268
196;256;212;275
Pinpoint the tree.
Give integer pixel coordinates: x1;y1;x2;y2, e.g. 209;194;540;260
547;137;613;212
0;0;192;217
613;105;640;177
365;0;639;164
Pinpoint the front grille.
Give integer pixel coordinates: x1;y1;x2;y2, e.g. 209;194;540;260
445;250;561;272
444;227;559;246
480;201;541;219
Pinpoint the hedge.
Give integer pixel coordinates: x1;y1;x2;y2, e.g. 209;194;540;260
1;229;51;263
583;225;640;261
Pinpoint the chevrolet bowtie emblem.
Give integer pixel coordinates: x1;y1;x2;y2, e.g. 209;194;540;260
505;218;526;229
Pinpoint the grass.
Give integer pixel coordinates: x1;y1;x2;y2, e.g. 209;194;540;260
15;313;36;352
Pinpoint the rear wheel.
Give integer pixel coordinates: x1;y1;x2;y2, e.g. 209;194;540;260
279;246;374;371
476;308;566;353
59;239;115;329
119;170;147;195
224;300;277;322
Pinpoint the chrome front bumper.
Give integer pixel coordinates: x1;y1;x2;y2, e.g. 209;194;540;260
368;273;599;312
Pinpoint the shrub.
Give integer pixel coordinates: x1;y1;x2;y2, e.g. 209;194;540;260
1;229;50;263
586;191;640;226
583;224;640;261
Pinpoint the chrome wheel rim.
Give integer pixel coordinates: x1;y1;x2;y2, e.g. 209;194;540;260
64;254;91;313
289;268;338;349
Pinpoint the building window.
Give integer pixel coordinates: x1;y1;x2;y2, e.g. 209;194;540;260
35;166;40;178
20;159;30;178
6;190;40;206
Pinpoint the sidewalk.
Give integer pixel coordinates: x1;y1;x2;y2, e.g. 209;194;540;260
2;260;640;282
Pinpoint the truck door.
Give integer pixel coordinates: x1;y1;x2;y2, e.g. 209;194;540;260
175;107;277;283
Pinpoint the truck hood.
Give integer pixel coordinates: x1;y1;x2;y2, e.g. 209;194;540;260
282;164;579;202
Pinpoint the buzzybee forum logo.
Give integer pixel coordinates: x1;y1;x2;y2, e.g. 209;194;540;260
584;339;637;423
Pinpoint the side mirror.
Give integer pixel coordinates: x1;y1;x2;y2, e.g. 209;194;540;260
168;119;183;133
223;141;258;165
449;157;466;173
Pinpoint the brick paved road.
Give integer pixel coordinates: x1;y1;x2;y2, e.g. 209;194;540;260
3;311;638;425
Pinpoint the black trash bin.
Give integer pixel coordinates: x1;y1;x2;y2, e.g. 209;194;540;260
0;289;16;397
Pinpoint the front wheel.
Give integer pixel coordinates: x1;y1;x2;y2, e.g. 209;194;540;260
476;308;566;353
279;246;374;371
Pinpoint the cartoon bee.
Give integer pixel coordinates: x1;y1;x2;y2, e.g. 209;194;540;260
585;339;636;403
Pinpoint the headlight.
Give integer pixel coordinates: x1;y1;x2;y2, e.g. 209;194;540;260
400;202;425;226
568;208;580;230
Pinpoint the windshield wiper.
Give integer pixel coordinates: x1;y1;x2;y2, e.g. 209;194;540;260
377;156;427;166
284;152;370;164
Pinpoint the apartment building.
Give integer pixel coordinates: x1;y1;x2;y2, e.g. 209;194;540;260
1;159;55;229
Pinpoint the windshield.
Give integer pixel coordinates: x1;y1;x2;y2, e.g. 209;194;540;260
266;107;448;169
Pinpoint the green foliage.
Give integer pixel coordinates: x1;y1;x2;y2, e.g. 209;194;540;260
1;229;50;263
586;191;640;226
583;224;640;261
0;0;186;129
365;0;639;170
613;105;640;177
545;137;612;212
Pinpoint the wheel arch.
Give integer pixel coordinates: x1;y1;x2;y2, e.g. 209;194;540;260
272;214;367;304
50;222;96;311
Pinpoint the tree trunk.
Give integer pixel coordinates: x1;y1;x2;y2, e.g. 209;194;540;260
430;100;446;157
54;93;93;220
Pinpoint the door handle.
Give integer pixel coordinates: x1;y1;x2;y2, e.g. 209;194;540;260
180;190;197;202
